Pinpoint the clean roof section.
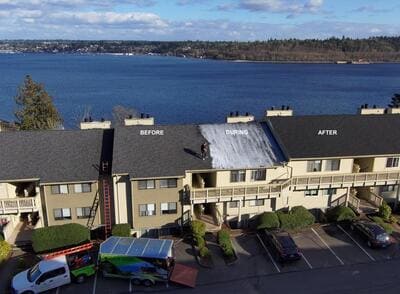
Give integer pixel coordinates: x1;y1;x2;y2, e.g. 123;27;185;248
0;129;106;183
267;114;400;159
199;122;285;169
99;237;173;259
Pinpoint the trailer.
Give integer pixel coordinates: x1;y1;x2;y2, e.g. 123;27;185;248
99;236;198;288
11;243;96;294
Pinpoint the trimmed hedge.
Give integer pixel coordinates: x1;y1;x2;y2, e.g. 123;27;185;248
191;220;206;237
32;223;90;253
112;224;131;237
371;216;394;234
378;202;392;222
218;229;234;258
257;212;280;230
0;240;12;263
194;234;205;248
326;206;356;222
199;246;210;258
278;206;315;230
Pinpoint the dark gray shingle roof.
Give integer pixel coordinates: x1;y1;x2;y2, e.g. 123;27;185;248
0;129;105;183
112;125;212;178
267;114;400;159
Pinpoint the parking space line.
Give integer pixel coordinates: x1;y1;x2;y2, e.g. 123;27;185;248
129;278;133;293
92;271;98;294
337;224;376;262
56;287;60;294
256;233;281;273
300;253;313;269
311;228;344;265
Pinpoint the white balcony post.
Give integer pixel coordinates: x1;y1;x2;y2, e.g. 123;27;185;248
237;199;242;227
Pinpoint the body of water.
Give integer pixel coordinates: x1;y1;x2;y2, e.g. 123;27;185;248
0;54;399;128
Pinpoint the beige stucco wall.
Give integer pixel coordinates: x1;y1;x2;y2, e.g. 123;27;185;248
287;188;347;209
131;178;183;231
43;182;100;227
113;175;130;225
373;156;400;172
289;158;353;177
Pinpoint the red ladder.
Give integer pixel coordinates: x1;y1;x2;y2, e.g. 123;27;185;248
102;178;112;238
42;243;93;260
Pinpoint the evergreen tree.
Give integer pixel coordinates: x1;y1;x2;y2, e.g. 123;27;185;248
14;75;63;130
388;93;400;108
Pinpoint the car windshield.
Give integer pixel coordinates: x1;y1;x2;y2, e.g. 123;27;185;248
27;264;42;283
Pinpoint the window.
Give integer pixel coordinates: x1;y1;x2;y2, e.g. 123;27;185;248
77;207;91;219
161;202;177;214
325;159;340;171
159;178;177;188
36;268;66;284
322;188;337;196
248;199;264;207
74;183;92;193
139;204;156;216
250;169;266;181
304;190;318;197
51;185;69;194
229;201;239;208
53;208;71;220
386;157;399;168
307;160;322;172
230;170;246;182
381;185;396;192
138;180;155;190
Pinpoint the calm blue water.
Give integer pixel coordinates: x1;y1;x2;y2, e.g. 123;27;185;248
0;54;399;128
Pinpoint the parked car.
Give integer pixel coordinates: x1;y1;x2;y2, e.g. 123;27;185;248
350;219;391;248
262;229;301;262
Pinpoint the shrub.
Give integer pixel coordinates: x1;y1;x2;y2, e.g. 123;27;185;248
32;223;90;253
278;206;315;230
389;215;398;224
0;233;4;241
378;202;392;222
0;241;12;263
326;206;356;222
194;235;205;248
199;246;210;258
371;216;394;234
112;224;131;237
218;228;235;257
257;212;280;230
191;220;206;237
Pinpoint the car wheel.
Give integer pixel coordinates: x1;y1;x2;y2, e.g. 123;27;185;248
142;279;153;287
132;278;141;286
75;274;86;284
367;240;372;248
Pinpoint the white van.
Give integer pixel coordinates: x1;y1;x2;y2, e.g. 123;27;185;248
11;255;71;294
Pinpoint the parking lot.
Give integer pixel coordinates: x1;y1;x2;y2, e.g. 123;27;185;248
41;223;400;294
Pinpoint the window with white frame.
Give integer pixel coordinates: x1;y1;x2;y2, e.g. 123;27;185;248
322;188;337;196
161;202;177;214
159;178;177;188
381;185;396;192
305;189;319;197
386;157;399;168
76;207;91;219
250;169;266;181
74;183;92;193
325;159;340;171
51;185;69;194
229;201;239;208
248;199;264;207
138;180;155;190
53;208;71;220
139;204;156;216
230;170;246;182
307;160;322;172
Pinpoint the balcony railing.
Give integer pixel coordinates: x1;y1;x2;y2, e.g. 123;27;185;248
190;180;290;203
290;171;400;188
0;197;38;214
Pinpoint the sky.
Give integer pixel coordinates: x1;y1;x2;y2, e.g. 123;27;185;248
0;0;399;40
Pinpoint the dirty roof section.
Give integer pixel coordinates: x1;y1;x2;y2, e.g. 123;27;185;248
199;122;285;169
112;124;212;178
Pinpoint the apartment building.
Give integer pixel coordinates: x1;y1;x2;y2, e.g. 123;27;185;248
1;109;400;241
0;129;109;242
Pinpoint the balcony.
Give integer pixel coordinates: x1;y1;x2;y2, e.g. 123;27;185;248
190;180;291;203
291;170;400;189
0;197;39;214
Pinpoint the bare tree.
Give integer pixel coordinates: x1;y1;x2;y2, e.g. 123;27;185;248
112;105;138;126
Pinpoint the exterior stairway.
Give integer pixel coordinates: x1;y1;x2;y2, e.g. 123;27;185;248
196;214;221;232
